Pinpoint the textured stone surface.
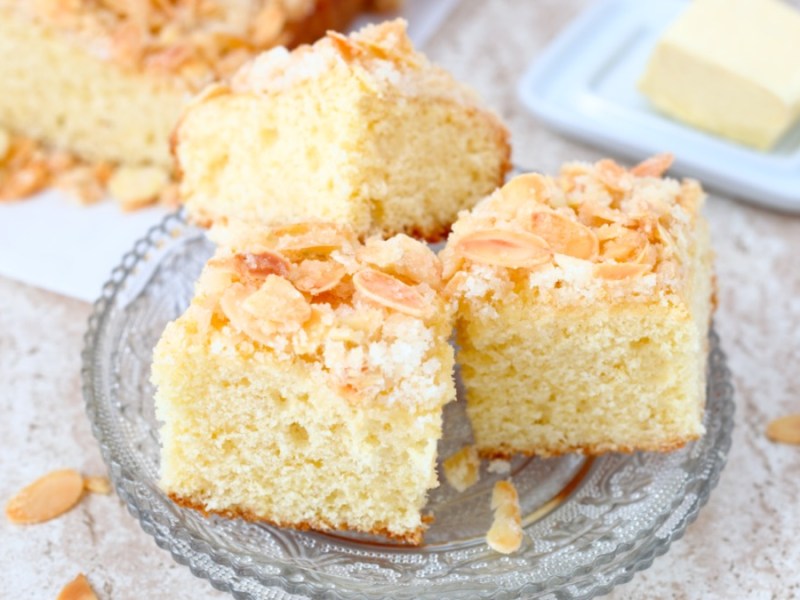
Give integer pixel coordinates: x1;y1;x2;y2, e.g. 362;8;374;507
2;1;800;598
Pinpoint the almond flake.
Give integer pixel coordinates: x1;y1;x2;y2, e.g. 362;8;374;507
501;173;549;205
631;153;674;178
357;235;442;288
272;223;355;255
83;476;112;495
456;229;552;269
242;275;311;329
600;229;648;262
289;259;347;295
353;269;427;318
442;445;480;492
5;469;84;524
766;414;800;445
486;480;523;554
57;573;98;600
596;159;631;192
529;211;599;260
594;263;651;280
109;165;169;211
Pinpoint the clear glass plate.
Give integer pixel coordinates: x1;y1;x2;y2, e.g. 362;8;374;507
82;212;735;600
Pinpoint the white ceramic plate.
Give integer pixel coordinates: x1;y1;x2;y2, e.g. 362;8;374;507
517;0;800;212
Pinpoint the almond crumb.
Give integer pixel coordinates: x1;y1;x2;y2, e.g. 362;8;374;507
486;480;523;554
83;476;112;495
57;573;98;600
5;469;84;524
442;445;480;492
487;459;511;475
766;414;800;445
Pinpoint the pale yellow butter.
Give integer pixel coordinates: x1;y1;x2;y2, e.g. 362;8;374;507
639;0;800;150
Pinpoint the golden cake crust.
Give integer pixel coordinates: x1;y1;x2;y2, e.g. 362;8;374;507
168;493;425;545
476;436;697;461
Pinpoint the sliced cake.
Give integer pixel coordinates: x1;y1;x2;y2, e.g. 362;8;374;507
441;155;714;458
152;223;455;544
174;19;511;241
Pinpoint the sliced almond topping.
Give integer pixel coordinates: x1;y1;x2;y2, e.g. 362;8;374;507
529;211;599;260
630;153;674;178
241;252;290;277
289;259;347;295
109;165;170;212
501;173;549;205
766;414;800;445
353;269;428;318
456;230;552;269
57;573;98;600
271;222;355;255
442;445;480;492
242;275;311;328
486;480;523;554
83;476;112;495
357;235;442;288
600;229;648;262
596;159;631;192
594;263;651;280
5;469;84;524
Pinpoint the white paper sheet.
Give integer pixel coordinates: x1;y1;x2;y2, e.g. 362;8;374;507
0;0;459;302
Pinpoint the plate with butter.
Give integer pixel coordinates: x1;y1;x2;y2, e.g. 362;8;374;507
518;0;800;212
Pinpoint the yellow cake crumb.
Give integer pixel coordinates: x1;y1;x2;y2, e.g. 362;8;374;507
442;445;480;492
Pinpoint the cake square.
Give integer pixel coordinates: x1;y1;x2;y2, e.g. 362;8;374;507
442;155;714;458
174;19;511;241
0;0;385;203
152;223;455;543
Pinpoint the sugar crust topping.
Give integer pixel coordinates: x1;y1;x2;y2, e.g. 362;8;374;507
228;19;482;106
186;222;452;406
442;154;706;309
4;0;318;90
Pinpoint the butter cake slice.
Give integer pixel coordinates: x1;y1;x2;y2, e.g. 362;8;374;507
0;0;385;203
152;223;455;544
174;19;511;241
442;155;714;458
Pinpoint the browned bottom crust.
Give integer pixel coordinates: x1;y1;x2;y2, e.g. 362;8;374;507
476;435;698;461
168;492;425;545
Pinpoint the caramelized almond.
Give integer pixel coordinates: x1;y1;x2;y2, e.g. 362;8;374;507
486;480;522;554
289;259;347;295
501;173;549;204
631;153;674;178
83;476;112;495
5;469;84;524
456;230;551;269
530;211;599;260
353;269;427;317
357;235;442;288
766;415;800;445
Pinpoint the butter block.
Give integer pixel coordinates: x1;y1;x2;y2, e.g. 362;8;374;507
639;0;800;150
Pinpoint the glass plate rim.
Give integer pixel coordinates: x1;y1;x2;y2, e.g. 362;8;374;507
81;210;735;600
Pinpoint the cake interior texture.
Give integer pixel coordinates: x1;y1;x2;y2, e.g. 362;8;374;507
443;155;714;458
176;20;510;240
152;224;455;543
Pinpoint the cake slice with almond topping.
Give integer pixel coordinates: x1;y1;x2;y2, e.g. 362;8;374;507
441;155;715;458
151;222;455;544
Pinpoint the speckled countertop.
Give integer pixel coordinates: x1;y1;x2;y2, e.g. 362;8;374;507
2;1;799;598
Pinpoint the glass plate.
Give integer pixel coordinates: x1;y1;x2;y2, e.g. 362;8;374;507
82;212;735;600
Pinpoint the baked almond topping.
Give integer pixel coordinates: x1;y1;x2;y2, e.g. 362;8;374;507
5;469;84;524
501;172;549;205
630;153;674;178
56;573;98;600
241;251;291;278
357;236;442;288
486;480;523;554
442;445;480;492
600;229;649;262
83;476;112;495
456;230;552;269
766;415;800;445
289;259;347;295
529;211;599;260
594;263;652;280
595;159;631;192
271;222;356;255
353;269;428;318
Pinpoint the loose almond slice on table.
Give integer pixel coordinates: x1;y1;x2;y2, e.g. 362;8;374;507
5;469;84;524
57;573;98;600
83;476;112;495
353;269;428;318
766;415;800;445
443;445;480;492
456;230;551;269
529;211;599;260
486;480;523;554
